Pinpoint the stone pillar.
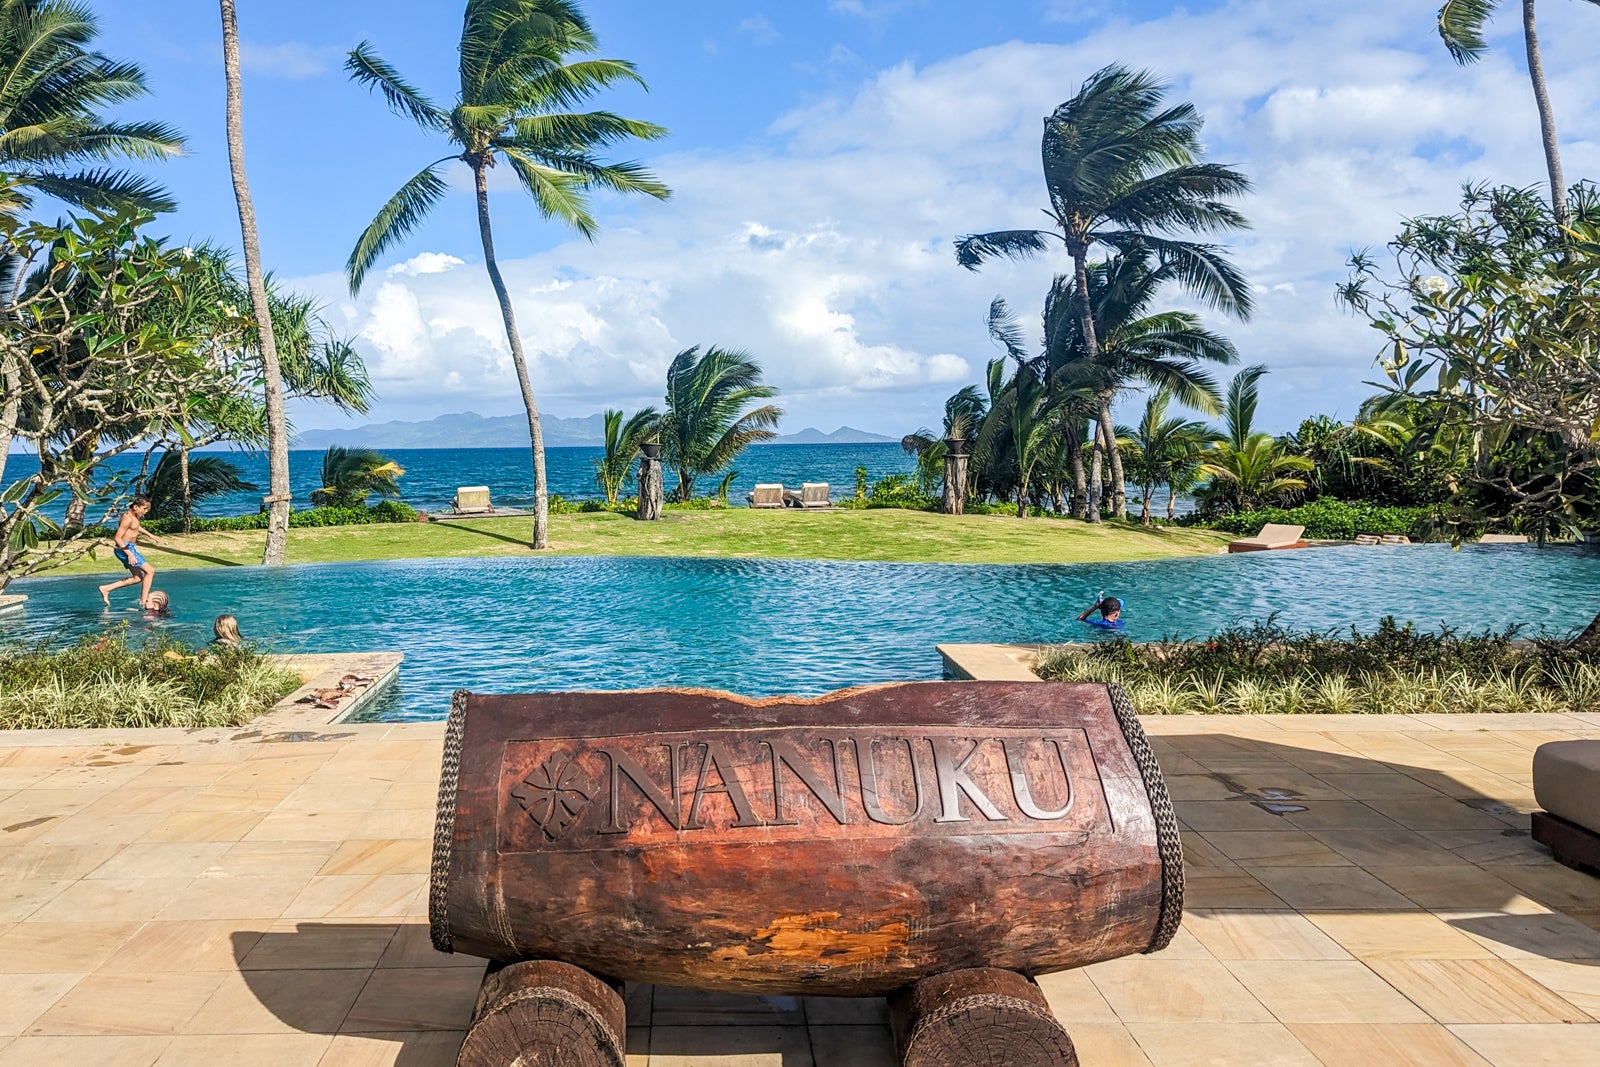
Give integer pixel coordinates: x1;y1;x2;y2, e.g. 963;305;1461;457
942;439;969;516
637;443;663;521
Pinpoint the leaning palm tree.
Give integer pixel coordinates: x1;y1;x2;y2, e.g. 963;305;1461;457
140;451;257;527
956;65;1252;520
219;0;291;565
0;0;184;214
592;406;660;503
1438;0;1599;229
659;346;782;502
346;0;669;549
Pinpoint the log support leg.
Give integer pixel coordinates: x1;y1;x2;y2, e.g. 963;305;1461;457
889;968;1077;1067
456;959;626;1067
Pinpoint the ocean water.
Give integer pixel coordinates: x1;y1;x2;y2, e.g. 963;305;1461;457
5;442;917;518
8;543;1598;720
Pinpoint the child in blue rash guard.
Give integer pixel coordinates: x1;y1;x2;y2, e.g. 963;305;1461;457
1078;594;1124;630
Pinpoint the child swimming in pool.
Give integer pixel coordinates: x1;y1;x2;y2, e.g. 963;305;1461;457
1078;593;1124;630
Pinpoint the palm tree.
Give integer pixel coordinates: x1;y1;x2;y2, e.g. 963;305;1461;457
592;406;659;503
310;446;405;508
984;298;1061;517
140;452;256;526
0;0;184;214
345;0;670;550
1043;247;1236;520
955;65;1252;520
1125;390;1220;524
219;0;290;566
659;346;781;502
1198;366;1313;512
1438;0;1599;229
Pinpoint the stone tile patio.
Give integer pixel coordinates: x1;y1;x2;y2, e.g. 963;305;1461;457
1;711;1597;1066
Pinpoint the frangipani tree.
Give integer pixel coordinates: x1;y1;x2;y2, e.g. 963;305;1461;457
346;0;669;549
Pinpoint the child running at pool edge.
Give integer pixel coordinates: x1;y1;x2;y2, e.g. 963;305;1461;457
97;495;166;609
1078;593;1124;630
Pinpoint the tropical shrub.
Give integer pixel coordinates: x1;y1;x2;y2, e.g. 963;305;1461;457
1183;499;1437;541
1036;616;1600;716
83;501;419;536
310;446;405;508
0;627;300;729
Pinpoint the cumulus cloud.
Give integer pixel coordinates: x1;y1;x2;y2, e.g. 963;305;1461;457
294;0;1599;435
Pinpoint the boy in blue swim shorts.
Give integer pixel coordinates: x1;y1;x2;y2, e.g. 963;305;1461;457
98;495;166;608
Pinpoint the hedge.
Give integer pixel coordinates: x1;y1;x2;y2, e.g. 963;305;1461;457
82;499;420;537
1181;499;1439;541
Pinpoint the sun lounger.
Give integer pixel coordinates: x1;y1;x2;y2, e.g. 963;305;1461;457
1478;533;1529;544
1226;523;1307;553
1532;741;1600;877
797;482;831;508
1353;534;1381;545
1380;534;1411;545
746;483;785;509
452;486;494;515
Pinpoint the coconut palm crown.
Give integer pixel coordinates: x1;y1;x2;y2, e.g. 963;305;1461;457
0;0;184;214
1436;0;1599;230
346;0;669;549
955;64;1252;520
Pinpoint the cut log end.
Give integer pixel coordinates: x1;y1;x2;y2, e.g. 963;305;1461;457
890;968;1078;1067
456;959;626;1067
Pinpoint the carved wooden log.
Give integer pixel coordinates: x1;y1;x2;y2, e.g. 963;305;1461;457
456;959;626;1067
430;681;1182;996
942;441;968;515
889;968;1077;1066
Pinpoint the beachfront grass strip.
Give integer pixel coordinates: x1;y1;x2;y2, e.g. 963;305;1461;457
1037;617;1600;715
44;507;1235;574
0;629;301;729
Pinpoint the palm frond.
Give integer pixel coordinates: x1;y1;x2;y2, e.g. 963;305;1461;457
1438;0;1495;65
345;42;447;130
20;167;173;212
346;159;453;293
954;229;1055;270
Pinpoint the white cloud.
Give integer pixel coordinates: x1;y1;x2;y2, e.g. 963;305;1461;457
297;0;1600;435
387;252;465;277
737;15;779;46
238;41;338;80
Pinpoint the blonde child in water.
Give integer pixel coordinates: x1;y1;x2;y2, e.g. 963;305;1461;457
213;614;242;646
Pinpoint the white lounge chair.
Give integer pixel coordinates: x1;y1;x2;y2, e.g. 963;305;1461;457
746;483;785;509
1353;533;1381;545
1478;533;1529;544
1227;523;1307;554
794;482;831;509
452;486;494;515
1380;534;1411;545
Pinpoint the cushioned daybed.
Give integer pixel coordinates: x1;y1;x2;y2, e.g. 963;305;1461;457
1532;740;1600;876
1227;523;1307;554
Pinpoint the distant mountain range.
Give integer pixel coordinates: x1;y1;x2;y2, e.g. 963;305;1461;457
287;412;898;450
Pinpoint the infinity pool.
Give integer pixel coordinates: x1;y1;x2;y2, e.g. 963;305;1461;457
7;545;1599;721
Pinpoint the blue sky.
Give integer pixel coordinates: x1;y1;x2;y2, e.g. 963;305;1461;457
97;1;1598;434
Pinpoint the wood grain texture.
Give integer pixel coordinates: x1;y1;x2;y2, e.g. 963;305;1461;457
433;681;1179;995
889;968;1078;1066
456;959;626;1067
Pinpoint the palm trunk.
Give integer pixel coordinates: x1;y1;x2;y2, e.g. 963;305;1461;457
1522;0;1568;228
180;447;193;535
472;159;549;549
1099;394;1126;520
221;0;290;565
1071;247;1106;523
678;466;694;503
1140;483;1151;525
1166;481;1177;521
1067;420;1086;519
62;435;94;531
1088;424;1104;524
1016;472;1028;518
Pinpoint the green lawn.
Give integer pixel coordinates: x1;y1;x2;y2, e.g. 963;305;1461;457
47;507;1233;576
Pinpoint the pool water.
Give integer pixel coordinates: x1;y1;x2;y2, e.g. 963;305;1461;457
8;544;1599;721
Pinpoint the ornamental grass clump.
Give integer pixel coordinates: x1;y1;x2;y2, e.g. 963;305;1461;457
1035;615;1600;715
0;628;301;729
